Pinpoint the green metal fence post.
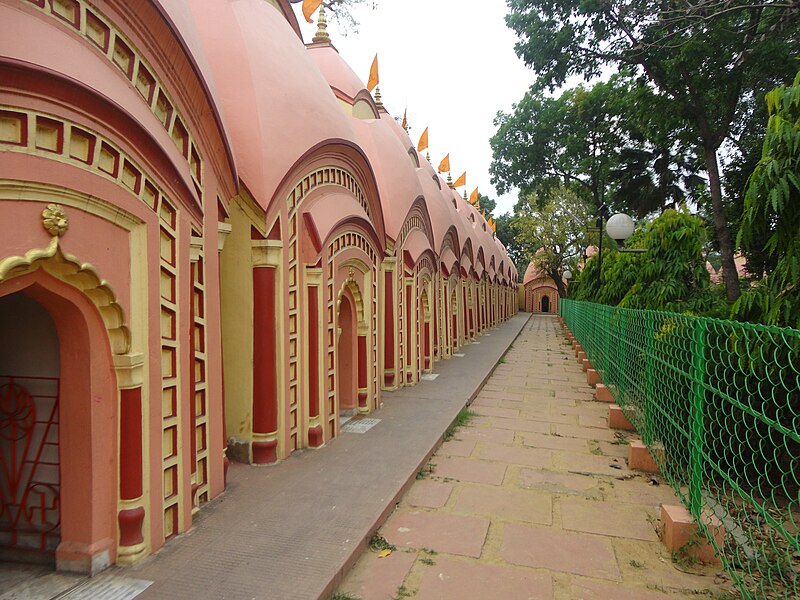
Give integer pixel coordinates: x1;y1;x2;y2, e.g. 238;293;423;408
689;318;707;516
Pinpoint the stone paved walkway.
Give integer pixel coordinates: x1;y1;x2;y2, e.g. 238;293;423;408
337;315;734;600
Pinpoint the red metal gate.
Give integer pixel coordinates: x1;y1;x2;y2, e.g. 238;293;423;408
0;375;61;555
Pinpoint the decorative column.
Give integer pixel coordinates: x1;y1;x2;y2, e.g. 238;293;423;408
115;352;146;564
382;260;396;388
307;268;324;447
252;265;279;464
357;328;368;411
405;282;413;383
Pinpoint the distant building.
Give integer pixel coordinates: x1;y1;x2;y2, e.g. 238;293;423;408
522;262;564;314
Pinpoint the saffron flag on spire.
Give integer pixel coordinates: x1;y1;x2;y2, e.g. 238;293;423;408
401;108;407;130
437;154;450;173
367;54;379;92
417;127;429;152
302;0;323;23
469;187;479;206
453;171;466;188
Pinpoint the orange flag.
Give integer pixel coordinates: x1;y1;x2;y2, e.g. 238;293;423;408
367;54;379;92
469;187;479;205
302;0;322;23
401;108;407;130
453;171;466;187
437;153;450;173
417;127;429;152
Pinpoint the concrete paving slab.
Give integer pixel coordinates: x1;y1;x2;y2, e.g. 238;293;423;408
382;511;489;558
335;550;416;600
405;480;453;509
453;484;552;525
415;557;553;600
431;456;507;485
560;498;660;541
478;442;552;469
436;438;476;458
501;524;621;580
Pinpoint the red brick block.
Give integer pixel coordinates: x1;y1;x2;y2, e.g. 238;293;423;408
594;384;614;403
628;440;659;473
661;504;723;565
577;350;586;364
582;358;592;372
586;368;601;386
608;404;634;430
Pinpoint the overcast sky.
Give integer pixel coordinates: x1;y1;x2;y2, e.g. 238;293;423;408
290;0;536;216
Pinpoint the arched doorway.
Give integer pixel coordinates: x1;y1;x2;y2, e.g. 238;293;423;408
337;290;357;415
541;295;550;313
420;288;431;372
0;270;120;573
0;292;61;564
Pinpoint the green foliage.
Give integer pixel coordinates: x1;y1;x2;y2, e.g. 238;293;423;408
490;77;629;208
477;193;497;217
444;408;476;441
574;210;726;314
512;187;593;296
368;533;396;553
504;0;800;302
734;71;800;329
620;210;717;313
494;212;525;278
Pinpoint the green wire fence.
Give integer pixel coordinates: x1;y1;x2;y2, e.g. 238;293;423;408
560;299;800;599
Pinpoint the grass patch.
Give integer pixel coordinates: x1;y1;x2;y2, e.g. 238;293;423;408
420;556;435;566
369;532;396;553
393;585;412;599
416;463;435;479
332;593;361;600
443;408;476;441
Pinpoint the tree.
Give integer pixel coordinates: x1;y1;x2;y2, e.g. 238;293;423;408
476;193;497;217
490;77;629;210
505;0;800;302
573;209;720;314
734;70;800;328
513;187;593;297
494;212;526;277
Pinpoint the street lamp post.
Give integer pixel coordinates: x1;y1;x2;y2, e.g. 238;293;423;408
595;206;642;294
595;203;610;290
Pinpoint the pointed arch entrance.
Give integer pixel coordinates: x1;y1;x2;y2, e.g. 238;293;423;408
0;242;142;573
541;295;550;313
337;289;357;414
335;278;368;418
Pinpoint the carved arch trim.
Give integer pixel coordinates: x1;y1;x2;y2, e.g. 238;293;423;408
0;237;130;354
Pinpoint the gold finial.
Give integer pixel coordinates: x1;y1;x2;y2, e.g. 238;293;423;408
374;86;384;110
426;151;430;162
463;189;468;201
447;173;454;189
42;203;68;237
313;6;330;44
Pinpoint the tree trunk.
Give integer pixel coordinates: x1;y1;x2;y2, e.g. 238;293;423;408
703;146;741;302
551;269;567;298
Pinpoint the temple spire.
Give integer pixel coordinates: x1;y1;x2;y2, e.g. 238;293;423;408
312;6;330;44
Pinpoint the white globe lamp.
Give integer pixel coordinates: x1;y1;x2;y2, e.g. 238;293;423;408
606;213;635;245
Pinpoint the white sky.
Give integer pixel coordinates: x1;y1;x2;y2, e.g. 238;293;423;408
290;0;536;216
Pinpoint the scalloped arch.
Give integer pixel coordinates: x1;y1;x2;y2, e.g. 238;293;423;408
0;238;130;354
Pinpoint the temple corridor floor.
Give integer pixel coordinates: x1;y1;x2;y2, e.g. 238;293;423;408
336;315;735;600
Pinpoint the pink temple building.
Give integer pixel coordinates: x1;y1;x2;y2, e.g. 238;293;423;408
0;0;517;573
